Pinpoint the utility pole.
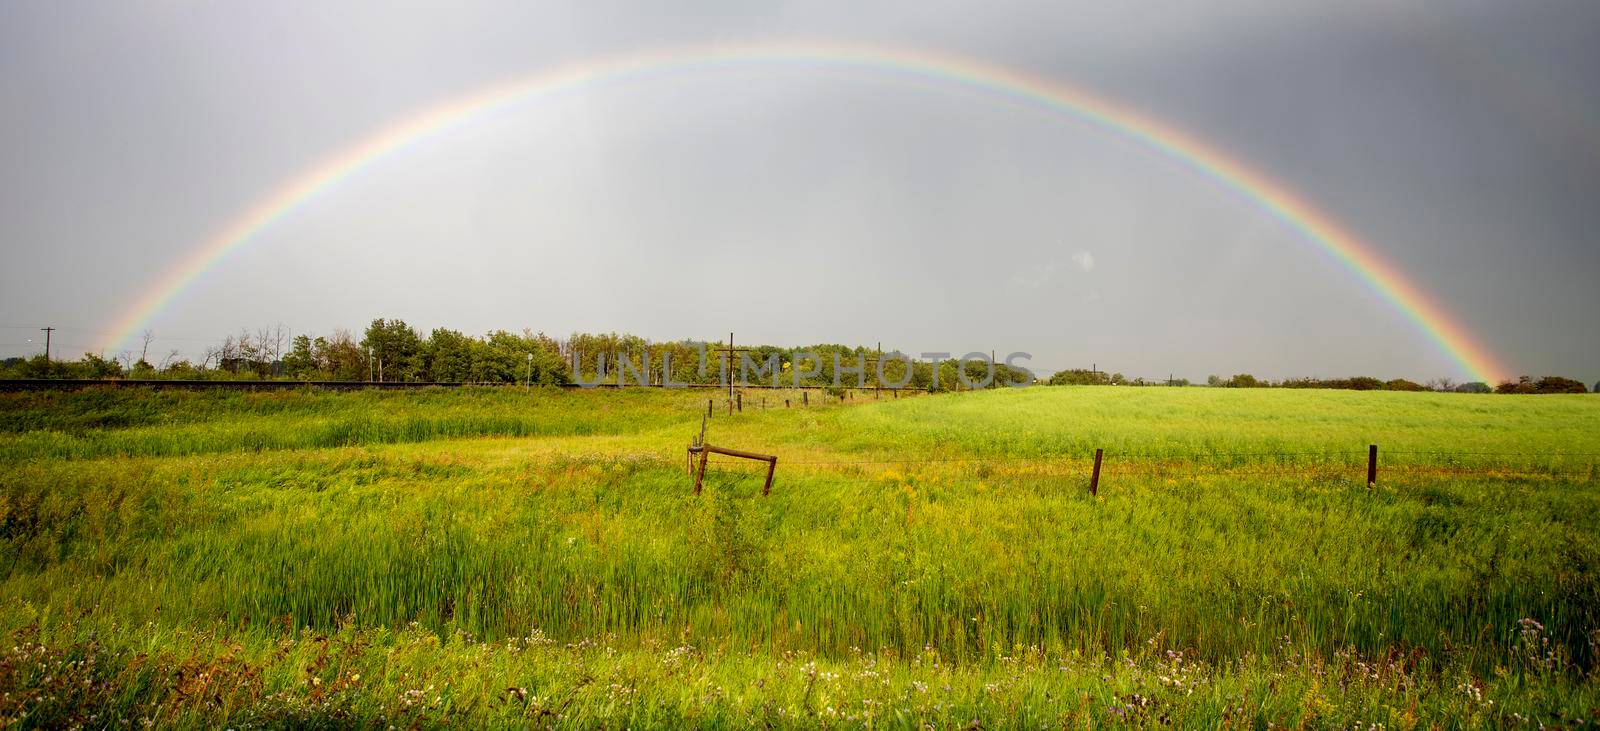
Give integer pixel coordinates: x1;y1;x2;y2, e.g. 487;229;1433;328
40;327;54;362
712;332;749;414
878;342;885;396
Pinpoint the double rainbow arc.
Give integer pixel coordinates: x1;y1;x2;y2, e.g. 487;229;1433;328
99;41;1508;383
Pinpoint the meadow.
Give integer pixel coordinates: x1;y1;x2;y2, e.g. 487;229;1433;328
1;385;1598;728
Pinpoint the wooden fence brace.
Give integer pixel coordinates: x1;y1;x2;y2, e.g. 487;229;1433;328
689;443;778;496
1367;444;1378;487
1090;448;1104;497
694;445;709;494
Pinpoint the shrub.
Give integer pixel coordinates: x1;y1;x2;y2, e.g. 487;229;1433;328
1047;369;1110;386
1497;376;1536;394
1533;376;1588;394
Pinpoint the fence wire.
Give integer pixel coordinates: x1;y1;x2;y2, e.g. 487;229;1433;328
689;446;1600;484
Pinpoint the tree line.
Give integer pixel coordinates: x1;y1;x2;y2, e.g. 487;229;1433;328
1045;369;1591;394
0;319;1032;391
2;320;1589;394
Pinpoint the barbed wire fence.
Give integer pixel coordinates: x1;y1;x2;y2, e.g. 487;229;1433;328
689;445;1600;494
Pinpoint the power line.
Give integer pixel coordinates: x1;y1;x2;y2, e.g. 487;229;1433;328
0;324;236;343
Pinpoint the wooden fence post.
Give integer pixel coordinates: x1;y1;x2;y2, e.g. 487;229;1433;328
694;447;709;495
737;392;742;412
707;399;713;418
803;391;808;406
1367;444;1378;487
1090;448;1103;497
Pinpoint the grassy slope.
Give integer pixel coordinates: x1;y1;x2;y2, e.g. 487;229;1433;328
1;386;1598;727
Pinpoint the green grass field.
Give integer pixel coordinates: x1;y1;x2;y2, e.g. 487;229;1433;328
2;386;1598;728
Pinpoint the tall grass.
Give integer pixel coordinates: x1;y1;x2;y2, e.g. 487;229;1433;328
1;385;1597;725
5;454;1595;666
0;387;712;461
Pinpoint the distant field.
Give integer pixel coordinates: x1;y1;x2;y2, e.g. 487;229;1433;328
1;386;1597;727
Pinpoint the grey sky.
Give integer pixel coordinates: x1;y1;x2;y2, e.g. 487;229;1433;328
2;1;1597;382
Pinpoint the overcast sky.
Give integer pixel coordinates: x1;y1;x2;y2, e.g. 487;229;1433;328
2;1;1596;382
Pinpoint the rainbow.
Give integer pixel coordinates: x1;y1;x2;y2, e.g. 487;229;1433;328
100;41;1508;382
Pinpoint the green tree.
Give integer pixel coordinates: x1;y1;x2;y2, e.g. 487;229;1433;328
1223;374;1260;388
164;359;200;378
1048;369;1110;386
1532;376;1587;394
361;319;422;382
470;330;569;385
78;352;123;379
282;335;317;378
422;328;474;382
